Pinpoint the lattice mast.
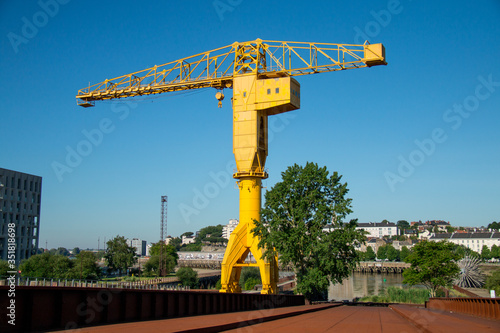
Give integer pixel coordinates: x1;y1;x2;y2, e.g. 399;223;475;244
160;195;168;276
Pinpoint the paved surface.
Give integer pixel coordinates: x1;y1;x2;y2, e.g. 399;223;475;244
71;303;500;333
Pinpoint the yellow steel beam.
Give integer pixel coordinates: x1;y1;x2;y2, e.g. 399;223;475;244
76;39;385;106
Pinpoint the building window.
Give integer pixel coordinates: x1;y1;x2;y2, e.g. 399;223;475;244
267;89;271;95
243;91;246;97
275;88;279;94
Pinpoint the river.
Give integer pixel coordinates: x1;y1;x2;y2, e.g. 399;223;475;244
328;272;406;301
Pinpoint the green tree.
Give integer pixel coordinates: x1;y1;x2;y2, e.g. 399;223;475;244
0;260;10;277
169;237;182;251
180;243;202;251
386;245;400;261
403;241;460;297
55;247;70;256
72;247;81;255
487;222;500;230
19;252;52;277
253;162;366;301
143;255;176;277
149;242;178;260
239;267;261;286
485;269;500;294
400;246;410;262
176;267;199;288
70;251;101;280
377;245;387;260
481;245;491;260
453;244;479;258
104;235;137;276
365;246;376;261
397;220;410;234
197;225;226;244
244;277;260;291
180;232;194;238
491;245;500;259
19;252;73;279
446;226;455;233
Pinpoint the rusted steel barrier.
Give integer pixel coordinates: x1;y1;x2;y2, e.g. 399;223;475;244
426;297;500;320
452;285;483;298
0;286;304;332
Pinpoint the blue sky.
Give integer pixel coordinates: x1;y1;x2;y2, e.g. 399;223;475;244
1;0;499;250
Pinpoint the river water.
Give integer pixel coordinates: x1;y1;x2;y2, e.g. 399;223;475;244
328;272;405;301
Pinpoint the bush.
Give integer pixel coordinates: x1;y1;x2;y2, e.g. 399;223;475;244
485;269;500;295
215;278;221;290
360;287;429;304
239;267;261;286
244;277;260;290
176;267;199;288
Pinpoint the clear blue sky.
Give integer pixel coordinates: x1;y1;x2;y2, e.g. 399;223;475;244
1;0;499;250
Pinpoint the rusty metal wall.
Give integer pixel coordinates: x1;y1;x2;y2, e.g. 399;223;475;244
426;297;500;320
0;286;304;332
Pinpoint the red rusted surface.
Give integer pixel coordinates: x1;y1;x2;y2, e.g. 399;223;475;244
76;304;500;333
426;297;500;320
0;286;304;332
391;304;500;333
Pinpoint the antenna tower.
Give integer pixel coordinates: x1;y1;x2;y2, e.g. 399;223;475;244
160;195;168;276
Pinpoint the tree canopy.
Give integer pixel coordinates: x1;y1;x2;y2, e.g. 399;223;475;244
144;242;178;277
0;260;11;277
253;162;366;301
71;251;102;280
403;240;460;296
197;225;227;244
397;220;410;232
104;235;137;275
488;221;500;230
20;252;72;279
19;251;101;280
176;267;199;288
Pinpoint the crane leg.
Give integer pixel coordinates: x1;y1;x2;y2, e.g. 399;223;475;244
220;177;278;294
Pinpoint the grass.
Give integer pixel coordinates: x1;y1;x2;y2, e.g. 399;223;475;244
360;286;430;304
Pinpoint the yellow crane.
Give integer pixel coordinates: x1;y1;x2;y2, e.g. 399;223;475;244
76;39;386;294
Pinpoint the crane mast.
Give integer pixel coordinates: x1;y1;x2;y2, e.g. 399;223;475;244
76;39;386;294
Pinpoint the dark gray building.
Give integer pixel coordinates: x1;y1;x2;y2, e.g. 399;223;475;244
0;168;42;265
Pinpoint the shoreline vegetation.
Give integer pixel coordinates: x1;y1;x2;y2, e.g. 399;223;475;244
359;286;469;304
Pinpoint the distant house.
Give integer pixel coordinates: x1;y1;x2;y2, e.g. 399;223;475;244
181;235;196;245
392;239;414;250
404;229;418;237
355;222;398;238
357;237;389;253
418;229;431;239
428;232;500;252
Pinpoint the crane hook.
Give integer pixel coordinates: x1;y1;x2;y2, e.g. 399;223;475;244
215;90;224;108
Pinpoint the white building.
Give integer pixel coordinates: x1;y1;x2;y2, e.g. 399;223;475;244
126;238;147;256
181;235;196;245
429;232;500;252
222;219;239;240
355;222;398;238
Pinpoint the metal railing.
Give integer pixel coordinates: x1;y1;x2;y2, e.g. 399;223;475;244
0;276;190;291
